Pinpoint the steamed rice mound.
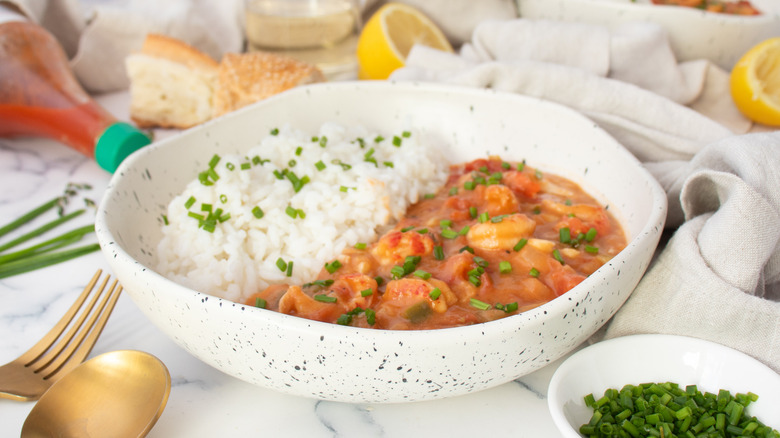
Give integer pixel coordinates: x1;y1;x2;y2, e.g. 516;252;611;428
155;123;447;302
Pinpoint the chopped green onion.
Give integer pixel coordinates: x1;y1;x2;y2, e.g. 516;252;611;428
433;245;444;260
252;206;264;219
270;128;279;135
184;196;196;209
413;270;431;280
295;146;302;156
161;214;169;225
402;131;411;138
499;261;512;274
478;212;489;223
314;294;337;303
560;227;571;244
285;206;298;218
448;186;458;196
315;160;326;171
586;227;598;242
429;288;441;300
241;162;251;170
354;242;367;250
226;162;235;171
458;226;470;236
286;261;293;277
440;219;452;228
441;229;458;239
325;260;342;274
208;154;221;168
529;267;540;277
254;297;267;309
390;265;406;279
469;206;478;218
360;288;373;297
275;258;287;272
585;245;599;254
464;181;476;190
553;249;565;265
392;136;402;146
469;298;491;310
220;194;228;204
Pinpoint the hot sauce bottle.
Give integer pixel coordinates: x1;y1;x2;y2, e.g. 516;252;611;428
0;8;150;173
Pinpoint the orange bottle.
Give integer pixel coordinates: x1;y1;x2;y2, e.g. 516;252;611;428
0;8;150;173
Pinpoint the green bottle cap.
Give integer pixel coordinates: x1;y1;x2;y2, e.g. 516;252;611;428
94;122;151;173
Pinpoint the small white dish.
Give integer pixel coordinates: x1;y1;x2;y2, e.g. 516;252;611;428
548;334;780;437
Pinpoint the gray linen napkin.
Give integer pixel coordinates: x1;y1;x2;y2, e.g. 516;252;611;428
391;19;780;372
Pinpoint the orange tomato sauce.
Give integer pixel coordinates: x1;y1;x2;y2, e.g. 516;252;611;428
245;157;627;330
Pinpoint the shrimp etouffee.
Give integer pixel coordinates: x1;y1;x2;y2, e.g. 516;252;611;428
245;157;627;330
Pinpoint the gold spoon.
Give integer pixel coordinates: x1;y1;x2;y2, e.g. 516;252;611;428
21;350;171;438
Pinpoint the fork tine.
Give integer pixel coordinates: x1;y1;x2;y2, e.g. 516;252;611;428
16;270;103;366
37;277;122;381
27;272;108;373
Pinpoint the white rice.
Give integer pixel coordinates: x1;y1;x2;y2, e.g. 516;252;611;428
155;122;448;302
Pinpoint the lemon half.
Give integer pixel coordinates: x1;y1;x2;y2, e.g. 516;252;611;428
356;3;453;80
730;37;780;127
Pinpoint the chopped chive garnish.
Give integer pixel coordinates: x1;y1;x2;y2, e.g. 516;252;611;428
241;162;251;170
459;246;474;254
288;159;297;168
585;245;599;254
365;308;376;325
254;297;267;309
458;226;470;236
286;261;293;277
464;181;476;190
374;276;384;286
311;136;319;142
469;206;478;218
400;226;415;232
354;242;367;250
478;212;489;223
270;128;279;135
315;160;326;171
560;227;571;244
441;229;458;239
187;212;205;221
433;245;444;260
252;206;264;219
586;227;598;242
314;294;337;303
226;162;235;171
429;288;441;300
470;298;491;311
440;219;452;228
553;249;565;265
374;135;384;143
392;136;402;146
184;196;196;209
201;203;212;212
383;161;394;168
218;212;231;222
285;206;298;218
390;265;405;279
499;261;512;274
529;267;540;277
402;131;411;138
360;288;373;297
208;154;221;168
413;270;431;280
220;194;227;204
295;146;302;156
319;136;328;147
513;238;528;251
275;257;287;272
325;260;342;274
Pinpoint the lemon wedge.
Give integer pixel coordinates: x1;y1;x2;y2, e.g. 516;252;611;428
730;37;780;127
356;2;453;80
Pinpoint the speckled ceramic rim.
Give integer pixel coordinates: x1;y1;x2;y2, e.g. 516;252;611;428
96;81;668;402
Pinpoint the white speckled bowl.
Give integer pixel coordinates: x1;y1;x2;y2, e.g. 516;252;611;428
548;334;780;437
96;81;667;403
516;0;780;70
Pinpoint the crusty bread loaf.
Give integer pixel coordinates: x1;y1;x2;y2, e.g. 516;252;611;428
126;34;219;129
212;51;326;117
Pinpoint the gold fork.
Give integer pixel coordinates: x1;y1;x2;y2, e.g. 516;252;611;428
0;269;122;401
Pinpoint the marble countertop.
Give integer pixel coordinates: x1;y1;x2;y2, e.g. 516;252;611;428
0;92;572;437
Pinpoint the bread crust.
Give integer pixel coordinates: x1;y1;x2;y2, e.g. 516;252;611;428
213;51;326;117
140;33;219;72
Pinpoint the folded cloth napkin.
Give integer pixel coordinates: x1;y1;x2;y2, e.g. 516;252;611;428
391;19;780;372
6;0;245;93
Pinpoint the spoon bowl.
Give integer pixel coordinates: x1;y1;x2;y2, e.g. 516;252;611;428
21;350;171;438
